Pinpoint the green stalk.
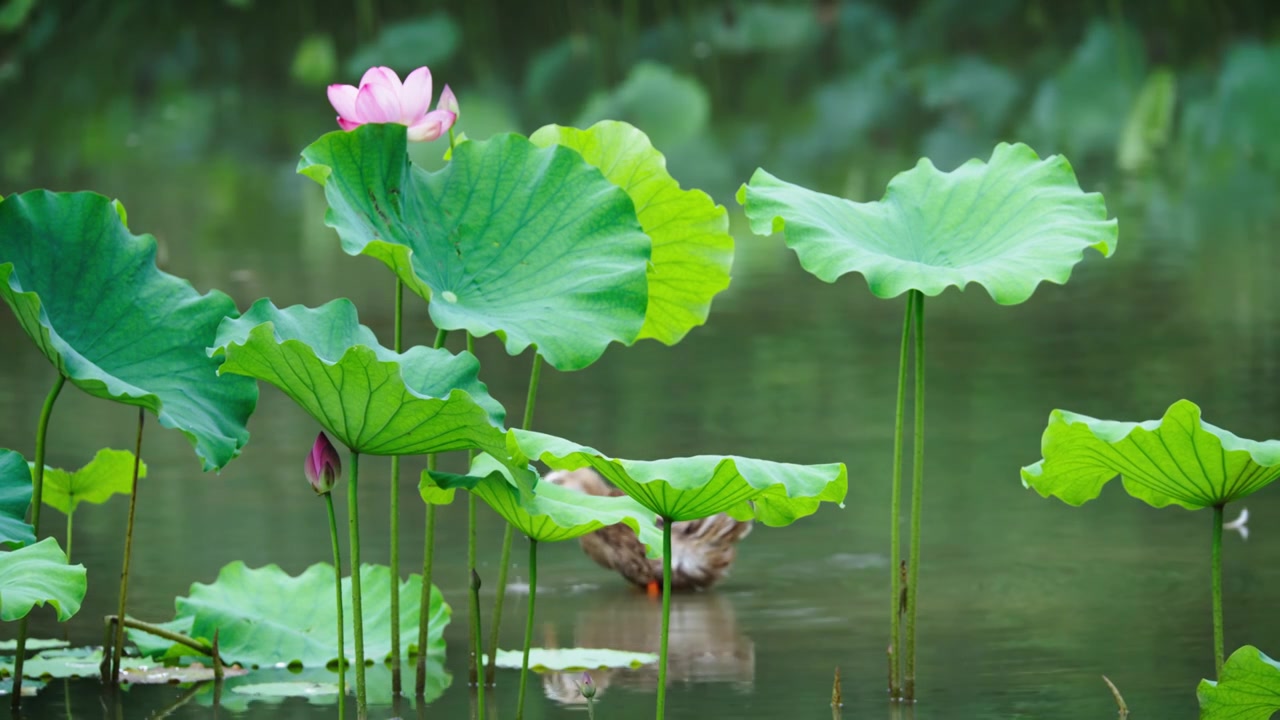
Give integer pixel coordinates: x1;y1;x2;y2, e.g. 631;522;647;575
904;291;926;702
516;539;538;719
414;328;449;697
326;493;347;716
10;373;65;706
655;518;673;720
469;568;485;717
65;508;74;563
1212;503;1225;676
110;408;146;684
486;352;544;686
888;292;914;698
347;450;368;715
390;279;405;694
466;332;480;688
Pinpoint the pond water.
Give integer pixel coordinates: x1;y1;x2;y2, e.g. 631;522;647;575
3;2;1280;719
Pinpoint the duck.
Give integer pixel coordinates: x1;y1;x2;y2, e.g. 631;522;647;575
547;468;752;592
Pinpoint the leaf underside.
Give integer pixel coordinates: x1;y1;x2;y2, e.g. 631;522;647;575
0;537;86;621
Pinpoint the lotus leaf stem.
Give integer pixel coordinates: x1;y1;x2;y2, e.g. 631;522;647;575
326;492;347;715
347;449;368;715
516;538;538;719
888;292;914;698
905;290;926;701
1212;503;1225;676
10;373;65;706
466;331;480;687
414;328;450;696
487;352;544;685
469;568;485;716
110;408;146;685
656;517;673;720
389;279;405;694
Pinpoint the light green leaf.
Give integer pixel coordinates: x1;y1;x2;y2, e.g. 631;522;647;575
233;681;340;698
345;13;459;75
530;121;733;345
297;124;651;371
1198;645;1280;720
211;299;508;457
125;616;207;660
196;659;451;710
738;142;1117;305
0;638;69;653
38;448;145;515
425;453;662;552
488;647;658;671
0;538;86;621
143;562;449;668
1117;68;1177;172
0;449;33;548
509;430;847;524
1021;400;1280;510
576;63;710;150
0;191;259;470
0;647;148;679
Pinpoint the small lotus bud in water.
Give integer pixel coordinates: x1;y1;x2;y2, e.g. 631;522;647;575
579;672;596;699
305;432;342;495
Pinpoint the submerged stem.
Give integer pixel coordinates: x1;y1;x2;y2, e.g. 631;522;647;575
389;279;405;694
888;292;914;698
466;332;479;688
656;518;673;720
516;539;538;719
110;408;146;684
471;570;485;717
326;493;347;714
414;329;449;697
348;450;368;715
11;374;65;706
1212;503;1225;677
904;291;926;702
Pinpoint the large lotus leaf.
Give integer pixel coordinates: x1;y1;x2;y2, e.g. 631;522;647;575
297;124;651;371
0;647;150;679
0;537;85;621
488;647;657;671
0;191;259;471
1197;645;1280;720
737;143;1118;305
529;121;733;345
37;448;145;515
1021;400;1280;510
211;299;509;457
147;562;449;667
425;453;662;552
0;449;33;548
509;430;847;524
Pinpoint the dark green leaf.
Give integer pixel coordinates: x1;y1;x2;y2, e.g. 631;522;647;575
0;449;33;548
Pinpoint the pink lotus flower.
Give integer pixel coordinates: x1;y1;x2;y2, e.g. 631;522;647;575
327;66;458;142
305;431;342;495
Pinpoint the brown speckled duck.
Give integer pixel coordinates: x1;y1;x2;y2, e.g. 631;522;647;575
548;468;752;592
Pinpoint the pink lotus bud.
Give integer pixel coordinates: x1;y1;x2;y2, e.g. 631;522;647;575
327;66;458;143
305;432;342;495
579;671;596;699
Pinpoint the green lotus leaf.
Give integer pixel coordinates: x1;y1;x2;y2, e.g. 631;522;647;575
37;448;145;515
232;681;340;699
121;661;249;684
0;677;45;697
425;453;662;552
0;191;259;471
211;298;508;457
195;659;450;710
1197;645;1280;720
142;562;449;668
0;638;69;653
297;124;651;371
125;616;208;660
530;121;733;345
0;537;85;621
509;430;847;524
0;449;33;549
737;142;1118;305
0;647;149;679
487;647;658;671
1021;400;1280;510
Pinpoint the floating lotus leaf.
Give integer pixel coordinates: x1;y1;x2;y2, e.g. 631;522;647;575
196;660;450;710
425;453;662;552
38;448;145;515
233;681;339;699
0;647;149;679
0;191;259;471
126;616;206;660
738;143;1117;305
0;449;33;548
1198;645;1280;720
298;124;651;371
0;638;69;653
0;537;84;621
0;677;44;696
1021;400;1280;510
530;121;733;345
121;661;249;684
211;299;508;457
142;562;449;668
509;430;847;524
488;647;658;672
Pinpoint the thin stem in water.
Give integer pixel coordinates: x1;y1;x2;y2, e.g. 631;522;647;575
414;328;450;697
65;508;74;563
904;290;926;702
1212;503;1225;676
469;570;486;718
11;373;65;706
348;450;368;715
466;332;480;687
655;518;673;720
516;539;538;719
326;493;347;714
110;408;146;684
389;279;405;694
888;292;914;698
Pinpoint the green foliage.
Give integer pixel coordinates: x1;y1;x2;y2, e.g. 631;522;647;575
509;429;847;524
0;190;258;471
345;14;459;76
488;647;658;671
290;34;337;88
1022;400;1280;509
577;63;710;150
0;449;33;549
739;143;1117;305
298;125;651;371
37;448;145;515
530;121;733;345
0;646;149;679
1118;69;1177;172
0;537;85;621
1198;645;1280;719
